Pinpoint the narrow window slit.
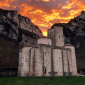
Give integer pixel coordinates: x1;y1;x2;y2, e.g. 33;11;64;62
45;52;46;55
45;69;46;74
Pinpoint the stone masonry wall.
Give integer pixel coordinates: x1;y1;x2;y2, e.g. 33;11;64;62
18;47;32;77
30;47;43;76
64;45;77;75
67;50;73;75
48;26;64;47
48;29;55;46
37;38;52;45
34;48;42;76
30;48;34;76
53;49;63;76
54;26;64;47
63;50;69;76
40;45;51;76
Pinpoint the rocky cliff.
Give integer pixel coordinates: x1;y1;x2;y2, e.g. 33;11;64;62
0;8;43;46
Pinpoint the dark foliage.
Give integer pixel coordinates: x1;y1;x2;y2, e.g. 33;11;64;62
0;37;21;71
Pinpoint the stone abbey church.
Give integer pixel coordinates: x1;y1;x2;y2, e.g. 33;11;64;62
18;26;77;77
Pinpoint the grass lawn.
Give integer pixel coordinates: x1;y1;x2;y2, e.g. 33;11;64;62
0;76;85;85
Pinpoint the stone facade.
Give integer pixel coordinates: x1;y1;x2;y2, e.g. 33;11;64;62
18;26;77;77
37;38;52;45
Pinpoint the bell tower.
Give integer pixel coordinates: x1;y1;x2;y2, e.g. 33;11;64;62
48;26;64;47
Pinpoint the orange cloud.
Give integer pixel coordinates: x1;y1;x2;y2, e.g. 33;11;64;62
0;0;85;36
0;0;9;8
41;0;50;2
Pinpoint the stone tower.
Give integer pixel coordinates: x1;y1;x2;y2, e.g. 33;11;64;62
48;26;64;47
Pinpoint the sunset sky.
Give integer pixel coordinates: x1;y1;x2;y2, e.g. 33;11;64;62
0;0;85;36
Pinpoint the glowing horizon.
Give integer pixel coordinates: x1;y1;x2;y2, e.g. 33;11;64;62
0;0;85;36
